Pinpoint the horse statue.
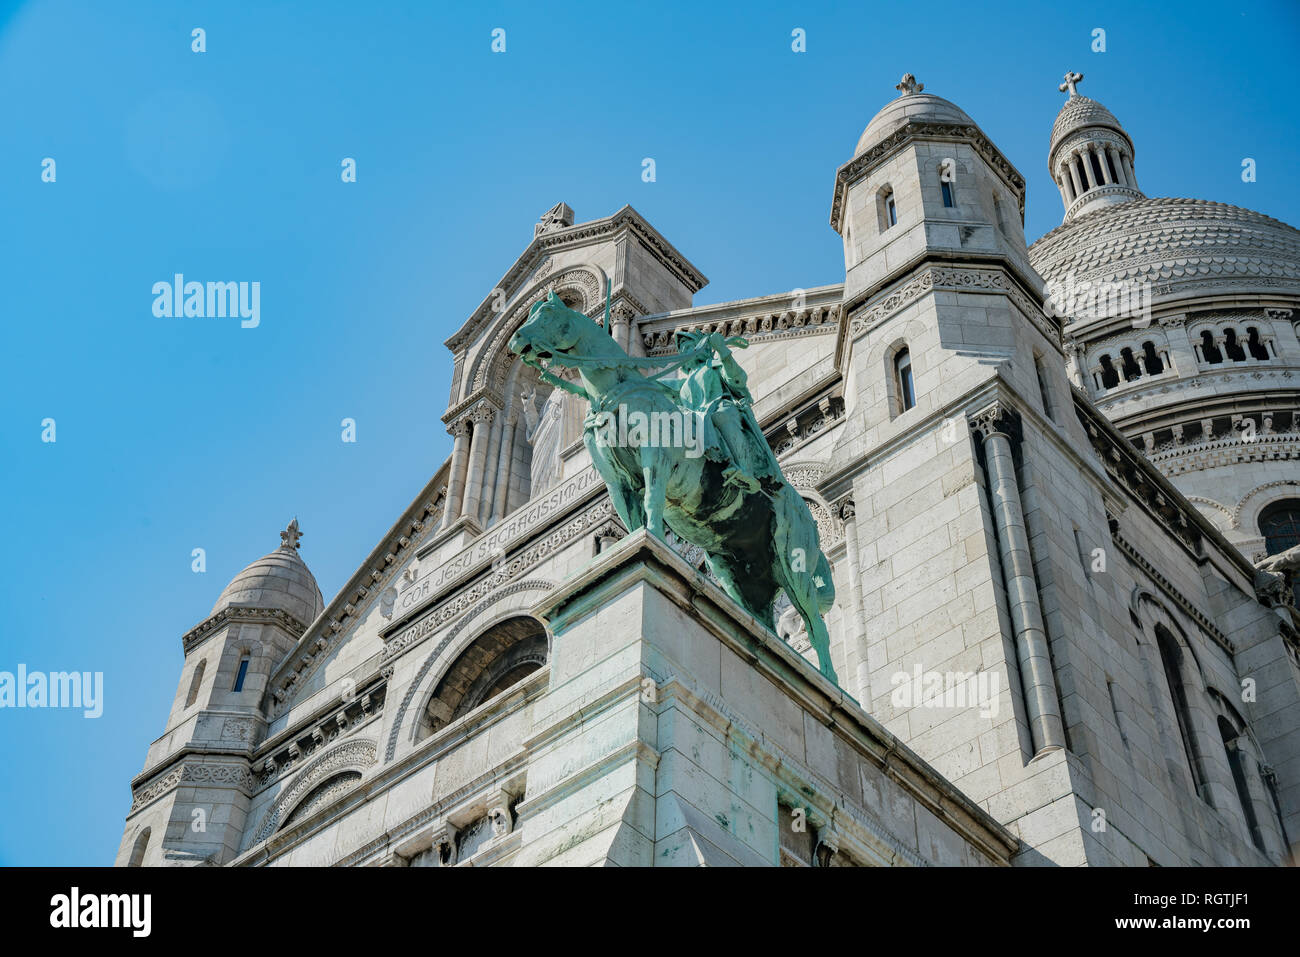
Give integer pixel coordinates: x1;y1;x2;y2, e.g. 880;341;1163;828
509;290;839;683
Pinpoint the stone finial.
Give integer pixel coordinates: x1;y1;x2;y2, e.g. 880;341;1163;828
1059;71;1084;97
895;73;924;96
280;517;303;550
535;202;575;237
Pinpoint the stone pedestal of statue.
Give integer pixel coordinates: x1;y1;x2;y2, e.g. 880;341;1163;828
511;530;1014;867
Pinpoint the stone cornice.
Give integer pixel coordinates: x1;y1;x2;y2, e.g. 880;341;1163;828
129;758;257;815
841;261;1059;362
182;606;308;655
830;120;1027;233
441;391;504;429
1111;531;1234;655
1072;389;1257;585
444;205;708;353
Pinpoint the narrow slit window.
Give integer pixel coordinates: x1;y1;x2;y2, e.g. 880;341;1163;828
895;348;915;412
232;656;251;693
940;179;954;208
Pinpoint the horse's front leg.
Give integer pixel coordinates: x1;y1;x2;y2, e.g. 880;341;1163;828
641;452;668;541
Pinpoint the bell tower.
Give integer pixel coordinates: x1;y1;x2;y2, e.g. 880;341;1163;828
1048;71;1144;222
116;520;324;866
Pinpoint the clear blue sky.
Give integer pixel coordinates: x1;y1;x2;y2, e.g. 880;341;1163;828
1;0;1297;866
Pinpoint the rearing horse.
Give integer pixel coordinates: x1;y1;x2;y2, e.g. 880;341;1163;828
509;292;839;683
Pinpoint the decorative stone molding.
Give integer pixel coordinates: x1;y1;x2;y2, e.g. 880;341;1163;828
129;761;258;814
848;265;1057;347
642;303;841;354
385;578;557;762
182;606;308;655
1076;401;1203;553
1113;533;1232;653
252;739;378;844
769;396;845;458
968;400;1022;441
257;678;386;789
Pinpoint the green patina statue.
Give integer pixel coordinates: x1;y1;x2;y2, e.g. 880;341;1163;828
509;290;839;683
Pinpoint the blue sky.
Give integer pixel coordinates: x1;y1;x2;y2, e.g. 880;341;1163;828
1;0;1297;865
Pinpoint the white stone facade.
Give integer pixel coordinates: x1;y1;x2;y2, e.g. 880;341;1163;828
118;74;1300;867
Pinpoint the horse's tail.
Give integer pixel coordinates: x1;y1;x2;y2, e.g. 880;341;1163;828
814;550;835;614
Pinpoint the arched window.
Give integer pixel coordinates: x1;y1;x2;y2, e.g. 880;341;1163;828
894;348;915;412
1140;340;1164;375
185;660;207;708
877;186;897;232
420;617;548;739
1154;625;1207;801
1245;327;1271;361
128;827;150;867
232;655;251;693
1098;354;1119;389
1260;499;1300;604
1119;347;1142;382
1260;499;1300;555
1198;330;1223;364
940;173;954;208
1219;714;1266;853
1223;328;1246;362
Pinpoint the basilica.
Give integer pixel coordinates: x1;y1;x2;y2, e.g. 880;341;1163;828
117;72;1300;867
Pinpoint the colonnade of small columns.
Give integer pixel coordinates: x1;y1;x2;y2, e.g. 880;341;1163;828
1054;139;1137;207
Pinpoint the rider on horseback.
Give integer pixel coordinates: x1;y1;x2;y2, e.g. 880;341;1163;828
673;330;768;494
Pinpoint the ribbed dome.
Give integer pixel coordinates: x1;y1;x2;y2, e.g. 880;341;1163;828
855;92;975;157
211;520;324;625
1029;197;1300;303
1050;95;1127;158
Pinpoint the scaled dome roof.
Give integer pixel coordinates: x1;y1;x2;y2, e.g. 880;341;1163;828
211;520;325;626
1049;94;1128;158
1029;197;1300;301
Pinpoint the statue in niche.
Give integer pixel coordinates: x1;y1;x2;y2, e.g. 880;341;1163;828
522;382;564;496
509;291;839;683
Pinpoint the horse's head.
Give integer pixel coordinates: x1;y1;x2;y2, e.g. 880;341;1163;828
508;291;586;373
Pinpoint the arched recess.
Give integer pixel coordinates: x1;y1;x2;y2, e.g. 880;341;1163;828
385;579;556;762
127;826;151;867
1130;590;1216;804
865;319;927;423
417;615;548;739
250;739;377;845
469;265;608;397
1233;481;1300;533
1206;688;1287;859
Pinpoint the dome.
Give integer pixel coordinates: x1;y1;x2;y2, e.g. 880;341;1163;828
1029;197;1300;305
854;76;975;157
211;519;325;626
1050;95;1128;158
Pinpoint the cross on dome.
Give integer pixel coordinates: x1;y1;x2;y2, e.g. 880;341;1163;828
280;517;303;550
895;73;924;96
1059;70;1084;97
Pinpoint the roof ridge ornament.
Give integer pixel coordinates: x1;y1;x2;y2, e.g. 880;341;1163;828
280;517;303;551
1059;70;1084;98
895;73;924;97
